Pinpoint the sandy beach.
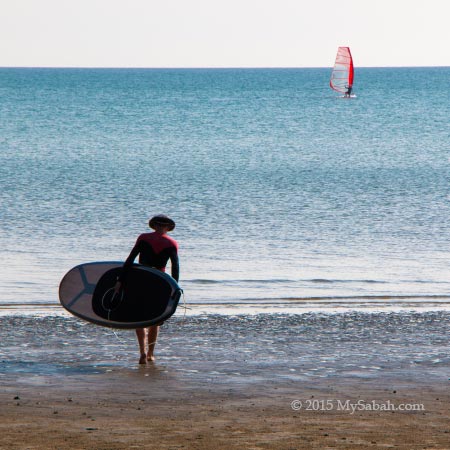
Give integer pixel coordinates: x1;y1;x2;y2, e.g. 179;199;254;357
1;310;449;449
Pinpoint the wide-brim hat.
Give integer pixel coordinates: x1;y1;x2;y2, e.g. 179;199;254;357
149;214;176;231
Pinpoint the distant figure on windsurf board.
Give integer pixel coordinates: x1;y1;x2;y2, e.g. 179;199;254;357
330;47;355;98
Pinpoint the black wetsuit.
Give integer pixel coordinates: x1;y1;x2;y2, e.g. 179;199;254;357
121;232;179;282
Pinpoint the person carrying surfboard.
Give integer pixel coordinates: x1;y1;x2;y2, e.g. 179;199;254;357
115;214;179;364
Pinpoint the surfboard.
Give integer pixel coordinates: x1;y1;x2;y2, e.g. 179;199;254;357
59;261;182;329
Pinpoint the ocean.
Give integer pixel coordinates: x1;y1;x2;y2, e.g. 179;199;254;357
1;67;449;309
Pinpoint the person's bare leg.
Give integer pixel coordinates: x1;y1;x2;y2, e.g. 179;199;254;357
147;326;159;361
135;328;147;364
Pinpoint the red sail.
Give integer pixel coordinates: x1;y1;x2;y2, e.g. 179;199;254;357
330;47;354;94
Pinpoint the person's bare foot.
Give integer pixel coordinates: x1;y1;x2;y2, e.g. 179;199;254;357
147;354;155;362
139;353;147;364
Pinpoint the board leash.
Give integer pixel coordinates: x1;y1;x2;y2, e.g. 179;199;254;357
101;287;126;342
181;289;187;323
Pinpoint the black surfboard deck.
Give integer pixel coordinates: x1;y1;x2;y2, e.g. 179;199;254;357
59;261;182;329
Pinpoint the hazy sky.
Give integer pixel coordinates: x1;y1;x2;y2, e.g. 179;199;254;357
1;0;449;68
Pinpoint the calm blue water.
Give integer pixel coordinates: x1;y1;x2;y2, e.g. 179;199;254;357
1;67;449;306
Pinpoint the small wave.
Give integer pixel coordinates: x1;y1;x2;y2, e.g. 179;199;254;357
188;279;222;284
187;278;294;285
187;278;391;285
309;278;387;284
242;294;450;303
186;278;447;288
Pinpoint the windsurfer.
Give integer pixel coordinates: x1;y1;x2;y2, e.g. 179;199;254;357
330;47;355;97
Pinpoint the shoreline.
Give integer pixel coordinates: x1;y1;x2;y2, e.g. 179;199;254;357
1;297;450;319
1;312;449;448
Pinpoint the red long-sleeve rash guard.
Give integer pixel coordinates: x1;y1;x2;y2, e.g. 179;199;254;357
121;232;179;282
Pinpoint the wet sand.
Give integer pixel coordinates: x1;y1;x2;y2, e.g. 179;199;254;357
1;311;449;449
